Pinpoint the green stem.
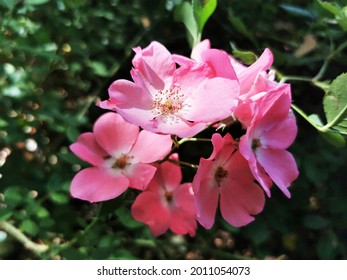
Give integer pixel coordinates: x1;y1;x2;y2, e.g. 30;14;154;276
0;221;48;254
291;104;321;130
291;103;347;134
168;159;198;169
280;75;314;83
178;137;212;145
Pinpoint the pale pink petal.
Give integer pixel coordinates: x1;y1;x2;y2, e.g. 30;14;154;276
229;55;247;75
172;63;213;98
219;151;265;227
238;48;274;94
260;116;297;149
172;54;194;67
132;41;176;89
192;159;219;229
106;79;153;109
200;49;238;80
256;84;292;125
124;163;157;191
70;167;129;202
129;130;172;163
144;117;206;138
70;132;107;166
191;39;211;61
184;78;240;122
93;112;139;156
130;69;158;97
256;148;299;198
131;191;171;236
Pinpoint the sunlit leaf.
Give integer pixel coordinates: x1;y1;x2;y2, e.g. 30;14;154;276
323;73;347;133
174;1;198;47
192;0;217;33
232;50;257;65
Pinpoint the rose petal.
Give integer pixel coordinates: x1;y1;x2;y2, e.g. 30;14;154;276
192;158;219;229
70;132;107;166
132;41;176;89
159;155;182;191
184;77;239;122
256;148;299;198
131;191;171;236
70;167;129;202
260;116;297;149
238;48;274;94
129;130;172;163
107;79;153;110
219;152;265;227
200;49;238;80
124;163;157;191
93;112;139;157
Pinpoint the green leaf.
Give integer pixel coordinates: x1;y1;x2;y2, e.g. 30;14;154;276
317;0;341;16
337;17;347;32
0;208;12;221
21;220;39;236
192;0;217;33
1;0;17;9
320;131;346;148
232;50;257;65
50;192;69;204
303;214;330;230
66;125;80;142
308;113;324;126
323;73;347;133
4;187;24;208
25;0;50;5
116;207;143;229
88;61;110;77
174;1;198;47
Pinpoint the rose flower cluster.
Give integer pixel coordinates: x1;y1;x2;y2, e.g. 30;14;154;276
69;40;299;236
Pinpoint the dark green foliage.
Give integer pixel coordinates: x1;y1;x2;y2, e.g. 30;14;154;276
0;0;347;260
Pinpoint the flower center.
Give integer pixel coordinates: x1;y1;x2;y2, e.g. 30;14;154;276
112;154;129;169
252;138;261;151
164;190;174;203
214;166;228;186
151;87;185;122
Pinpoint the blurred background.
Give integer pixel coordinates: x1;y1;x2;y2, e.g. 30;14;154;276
0;0;347;259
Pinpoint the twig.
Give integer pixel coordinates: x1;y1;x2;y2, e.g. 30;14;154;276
0;221;48;254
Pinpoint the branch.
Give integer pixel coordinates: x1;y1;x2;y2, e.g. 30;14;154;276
0;221;48;254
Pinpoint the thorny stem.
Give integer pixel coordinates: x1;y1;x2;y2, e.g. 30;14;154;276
0;221;48;254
